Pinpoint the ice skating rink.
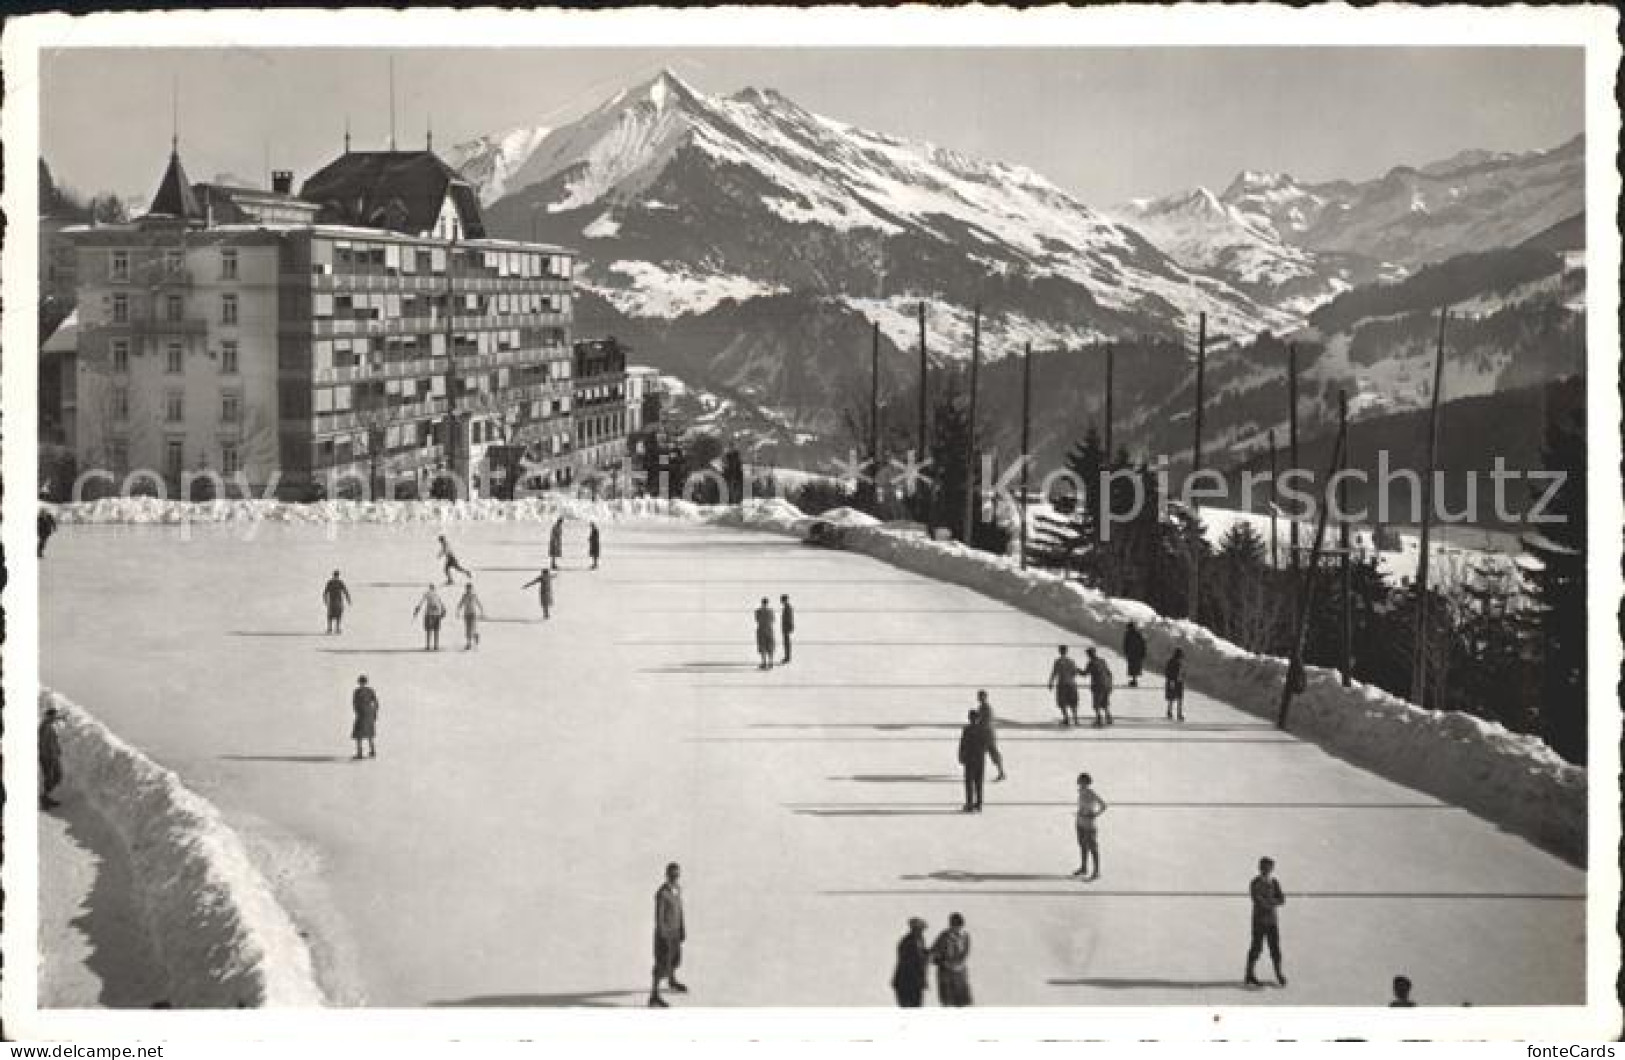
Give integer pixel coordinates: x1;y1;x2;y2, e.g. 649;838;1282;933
39;520;1584;1007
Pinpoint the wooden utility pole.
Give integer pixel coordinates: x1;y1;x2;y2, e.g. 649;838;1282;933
1410;307;1449;707
1338;389;1353;687
916;301;928;464
1019;341;1033;569
962;304;982;544
1268;428;1280;569
1288;342;1300;572
869;321;880;482
1277;402;1348;730
1188;313;1207;623
1104;343;1115;464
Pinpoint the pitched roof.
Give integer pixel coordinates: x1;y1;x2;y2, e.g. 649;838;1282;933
297;151;486;238
147;149;205;221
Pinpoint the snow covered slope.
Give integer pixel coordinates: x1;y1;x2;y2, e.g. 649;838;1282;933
443;125;552;206
480;70;1291;348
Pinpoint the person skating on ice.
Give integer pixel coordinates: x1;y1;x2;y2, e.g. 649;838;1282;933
1164;648;1187;721
351;675;379;760
39;706;64;810
413;584;446;651
549;517;565;571
649;862;688;1007
975;690;1006;782
957;709;991;812
457;581;486;650
1123;621;1147;688
891;917;931;1007
437;535;471;585
779;594;795;665
588;522;601;570
1072;773;1108;880
1245;856;1287;987
323;569;352;634
929;913;972;1007
754;597;777;669
1047;645;1081;726
522;568;554;619
1084;647;1115;727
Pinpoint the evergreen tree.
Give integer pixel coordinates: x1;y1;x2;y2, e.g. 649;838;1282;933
1031;425;1105;581
1452;559;1537;733
1523;380;1586;763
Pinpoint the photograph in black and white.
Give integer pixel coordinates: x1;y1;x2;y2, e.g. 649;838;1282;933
9;13;1617;1033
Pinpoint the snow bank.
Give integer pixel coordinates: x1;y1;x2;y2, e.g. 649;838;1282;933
839;528;1587;865
50;496;715;527
41;690;326;1007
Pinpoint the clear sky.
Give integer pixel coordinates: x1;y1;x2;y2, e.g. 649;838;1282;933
40;47;1584;209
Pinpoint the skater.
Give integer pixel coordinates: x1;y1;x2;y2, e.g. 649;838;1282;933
521;568;554;619
1245;856;1287;987
413;584;446;650
1123;621;1147;687
891;917;931;1008
1047;645;1082;726
649;862;687;1007
1390;975;1416;1007
37;506;57;559
975;690;1006;782
1165;648;1187;721
1072;773;1108;879
323;570;352;634
957;708;991;813
929;913;972;1007
1084;647;1114;727
39;705;63;810
779;594;795;665
437;535;471;585
549;517;565;571
457;581;485;649
351;675;379;759
588;522;602;570
754;597;777;669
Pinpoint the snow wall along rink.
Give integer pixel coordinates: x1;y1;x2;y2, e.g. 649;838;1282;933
837;527;1587;866
40;691;326;1007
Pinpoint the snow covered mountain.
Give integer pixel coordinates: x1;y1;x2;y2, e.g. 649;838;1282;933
1116;137;1583;323
477;70;1292;358
1216;136;1583;271
443;125;552;206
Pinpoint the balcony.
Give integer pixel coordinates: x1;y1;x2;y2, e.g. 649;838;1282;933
101;316;209;338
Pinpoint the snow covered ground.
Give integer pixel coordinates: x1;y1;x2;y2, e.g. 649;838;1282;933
37;515;1584;1009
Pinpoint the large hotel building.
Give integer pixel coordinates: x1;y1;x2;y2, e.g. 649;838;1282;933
62;143;577;499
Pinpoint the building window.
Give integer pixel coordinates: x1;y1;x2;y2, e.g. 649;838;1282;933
165;391;184;423
220;248;238;280
111;340;130;373
110;439;129;473
112;293;129;323
164;249;184;275
110;251;130;283
222;393;241;424
167;294;184;322
221;340;239;374
221;443;240;476
165;440;185;479
166;343;184;374
221;293;238;325
112;386;130;421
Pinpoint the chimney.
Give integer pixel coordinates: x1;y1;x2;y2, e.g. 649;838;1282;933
272;170;293;194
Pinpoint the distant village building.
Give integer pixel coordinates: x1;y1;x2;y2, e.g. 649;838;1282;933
571;337;629;489
625;365;664;435
60;140;575;500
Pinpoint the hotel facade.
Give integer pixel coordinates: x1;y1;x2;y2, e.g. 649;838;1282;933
63;145;576;500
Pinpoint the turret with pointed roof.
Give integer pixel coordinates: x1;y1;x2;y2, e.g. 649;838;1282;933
145;146;206;224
